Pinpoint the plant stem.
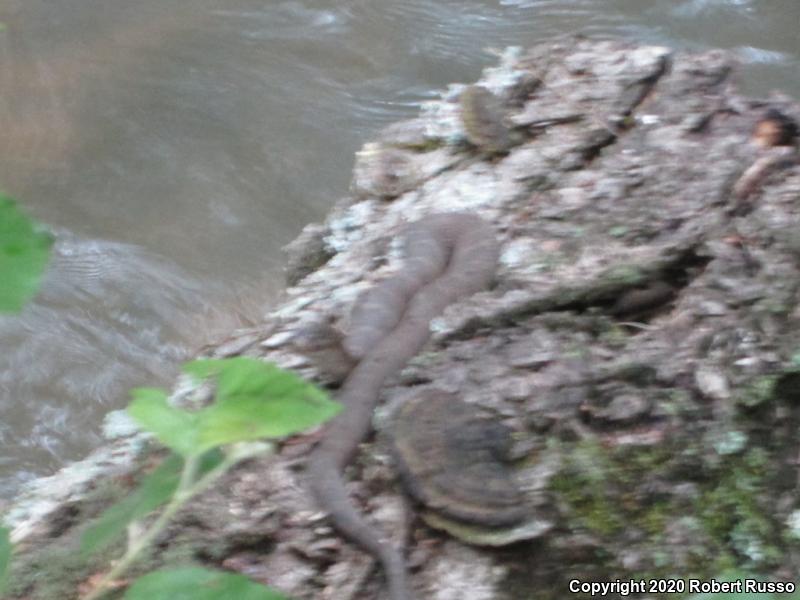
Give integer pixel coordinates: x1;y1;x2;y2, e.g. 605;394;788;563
82;453;236;600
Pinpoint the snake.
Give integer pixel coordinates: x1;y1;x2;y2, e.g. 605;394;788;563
307;212;500;600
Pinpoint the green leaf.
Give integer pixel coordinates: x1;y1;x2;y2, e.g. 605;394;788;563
124;566;288;600
127;388;199;456
0;195;53;312
81;451;223;557
129;359;339;457
183;358;341;454
0;526;11;596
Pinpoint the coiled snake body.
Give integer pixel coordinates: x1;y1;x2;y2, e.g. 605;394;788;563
308;213;500;600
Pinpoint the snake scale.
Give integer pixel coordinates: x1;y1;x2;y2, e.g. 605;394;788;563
307;212;500;600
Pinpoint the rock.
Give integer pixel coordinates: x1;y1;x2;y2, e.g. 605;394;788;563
351;143;422;200
459;85;516;155
283;222;333;285
695;366;731;401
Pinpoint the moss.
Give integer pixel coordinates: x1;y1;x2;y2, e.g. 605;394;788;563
638;501;670;536
549;440;701;583
755;297;794;316
711;552;739;574
393;138;446;153
7;542;93;600
549;441;629;537
9;536;209;600
661;388;696;418
548;430;789;588
614;444;673;481
736;366;800;409
601;264;647;287
4;475;140;599
735;375;778;408
2;449;189;599
743;447;770;472
695;457;782;570
597;323;630;348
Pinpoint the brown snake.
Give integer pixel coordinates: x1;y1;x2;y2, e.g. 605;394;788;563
307;212;500;600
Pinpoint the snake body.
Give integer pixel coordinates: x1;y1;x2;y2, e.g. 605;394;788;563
307;213;499;600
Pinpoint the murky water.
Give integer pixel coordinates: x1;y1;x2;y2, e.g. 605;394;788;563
0;0;797;500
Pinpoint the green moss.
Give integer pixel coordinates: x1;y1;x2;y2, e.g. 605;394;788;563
597;323;630;348
735;366;800;412
601;265;646;287
5;526;123;600
392;138;446;152
695;458;781;569
549;432;787;586
551;448;608;534
549;441;630;537
3;452;185;599
613;444;672;483
744;447;770;472
639;501;670;536
662;389;696;418
756;299;793;316
711;552;739;575
735;376;778;408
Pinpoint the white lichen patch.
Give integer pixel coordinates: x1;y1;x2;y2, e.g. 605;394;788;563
478;46;526;94
786;510;800;539
420;84;467;143
326;201;378;252
102;409;141;439
500;238;551;273
426;542;506;600
4;433;148;542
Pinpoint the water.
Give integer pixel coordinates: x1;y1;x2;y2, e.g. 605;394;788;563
0;0;797;499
